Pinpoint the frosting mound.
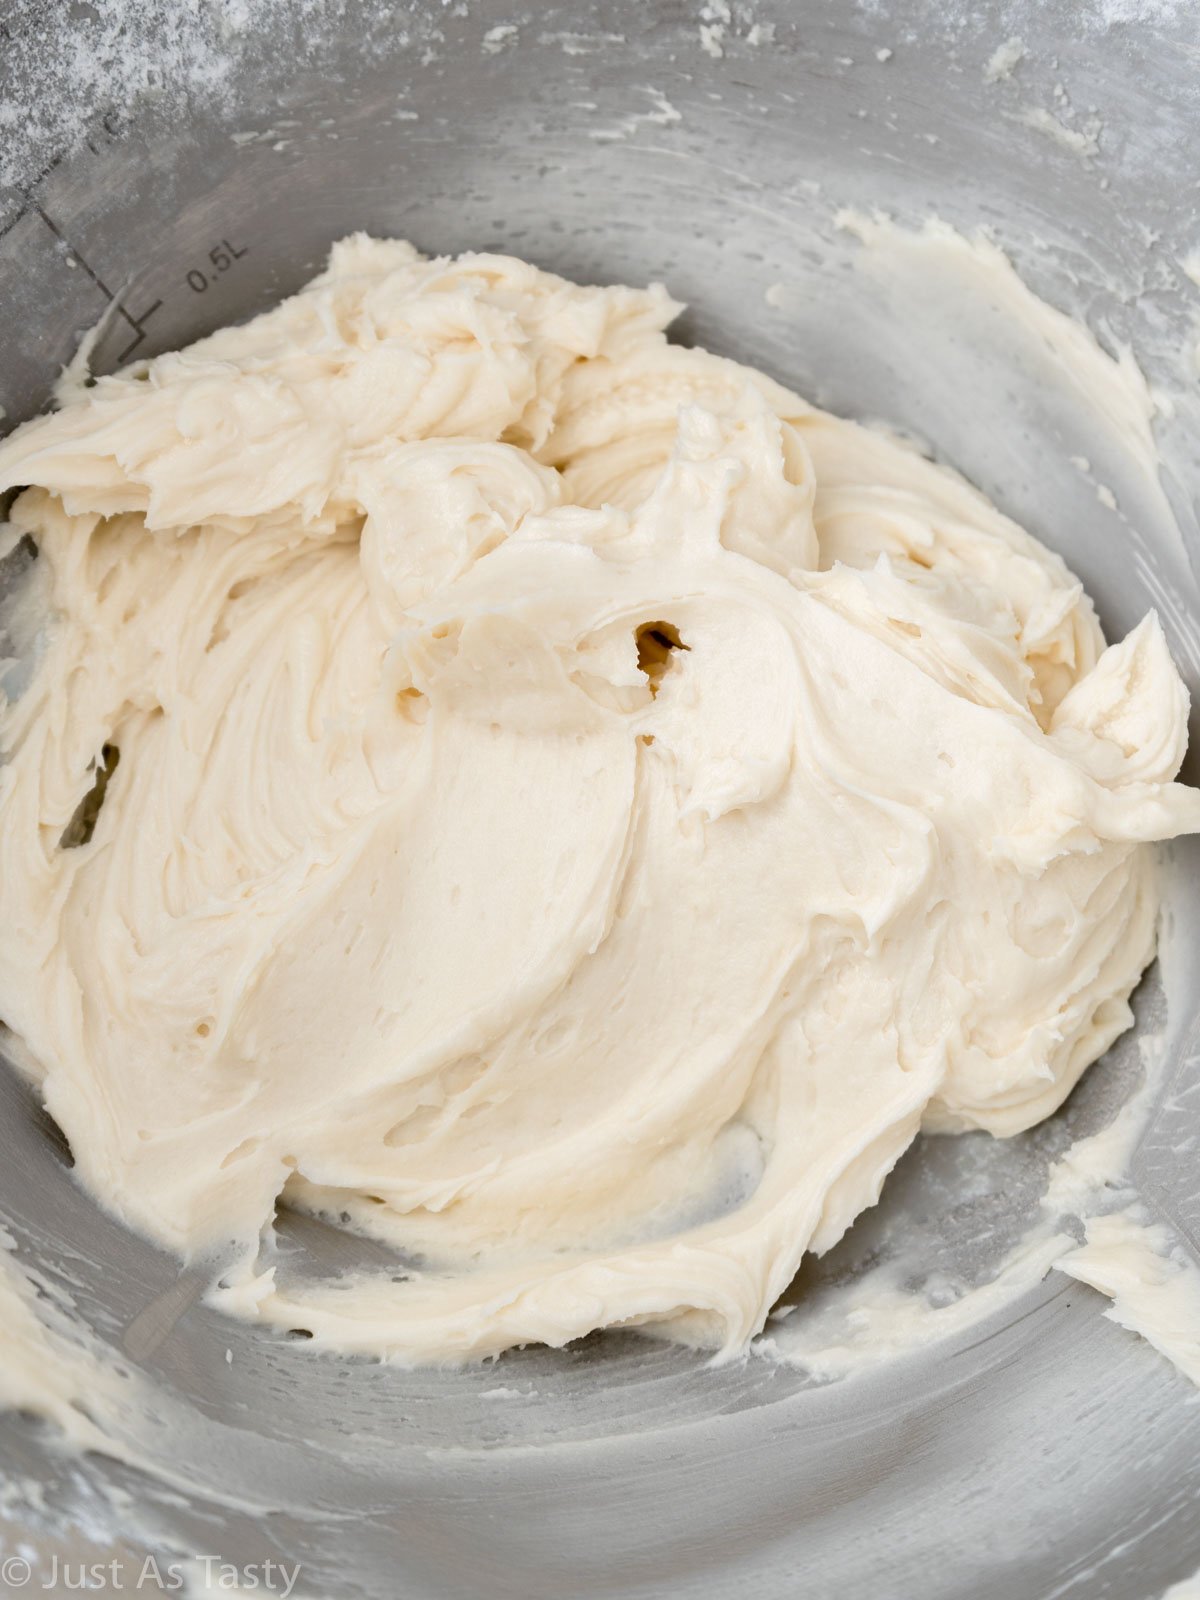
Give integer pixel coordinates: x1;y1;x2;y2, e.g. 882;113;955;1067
1;238;1197;1362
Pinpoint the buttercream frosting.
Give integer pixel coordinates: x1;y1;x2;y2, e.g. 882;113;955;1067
1;237;1197;1362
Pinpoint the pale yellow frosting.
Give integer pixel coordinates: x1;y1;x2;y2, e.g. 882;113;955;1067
1;237;1197;1362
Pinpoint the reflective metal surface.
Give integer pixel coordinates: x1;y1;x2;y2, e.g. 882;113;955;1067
1;3;1199;1596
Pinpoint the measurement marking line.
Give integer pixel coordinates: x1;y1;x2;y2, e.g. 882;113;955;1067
34;205;163;364
34;205;117;300
20;151;64;201
116;300;164;364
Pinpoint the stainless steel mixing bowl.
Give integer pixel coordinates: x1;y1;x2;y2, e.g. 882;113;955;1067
2;3;1200;1596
